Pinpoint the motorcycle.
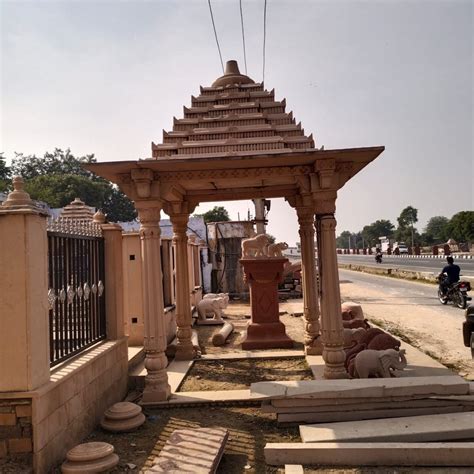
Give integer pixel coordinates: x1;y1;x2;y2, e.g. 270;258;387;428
375;253;383;264
437;274;472;309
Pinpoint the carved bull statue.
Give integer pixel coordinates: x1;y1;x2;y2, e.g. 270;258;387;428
241;234;270;257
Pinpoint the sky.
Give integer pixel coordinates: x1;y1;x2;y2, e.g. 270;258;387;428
1;0;472;246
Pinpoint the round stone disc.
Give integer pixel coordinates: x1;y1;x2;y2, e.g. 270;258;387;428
62;453;119;473
104;402;142;420
100;412;146;432
66;442;114;462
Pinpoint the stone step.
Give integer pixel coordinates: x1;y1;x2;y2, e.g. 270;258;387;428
264;442;474;466
300;412;474;443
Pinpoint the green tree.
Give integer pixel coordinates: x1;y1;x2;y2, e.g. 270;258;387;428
422;216;449;245
361;220;395;247
336;230;353;249
201;206;230;223
25;174;109;209
446;211;474;243
0;154;11;193
396;206;418;247
102;186;137;222
9;149;136;222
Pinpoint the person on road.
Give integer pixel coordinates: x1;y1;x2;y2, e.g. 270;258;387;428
438;256;461;297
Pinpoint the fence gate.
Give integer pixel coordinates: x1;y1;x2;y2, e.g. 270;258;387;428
47;218;106;367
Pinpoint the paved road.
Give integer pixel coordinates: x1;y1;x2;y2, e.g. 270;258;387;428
339;268;473;377
337;254;474;277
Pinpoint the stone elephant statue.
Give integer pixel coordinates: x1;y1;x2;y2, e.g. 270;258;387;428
352;348;407;378
197;297;226;321
241;234;270;257
203;293;229;308
266;242;288;257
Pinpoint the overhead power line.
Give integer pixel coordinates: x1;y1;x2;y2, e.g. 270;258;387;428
262;0;267;83
239;0;248;75
208;0;225;74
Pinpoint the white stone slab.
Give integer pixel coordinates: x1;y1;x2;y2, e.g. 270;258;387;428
265;442;474;466
300;412;474;443
278;405;470;424
167;360;194;393
284;465;304;474
263;396;474;413
142;389;253;407
250;375;469;400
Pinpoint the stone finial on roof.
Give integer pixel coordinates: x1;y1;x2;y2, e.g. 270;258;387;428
61;197;95;221
212;60;255;87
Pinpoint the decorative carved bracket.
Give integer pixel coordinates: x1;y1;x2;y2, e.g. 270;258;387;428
131;168;154;198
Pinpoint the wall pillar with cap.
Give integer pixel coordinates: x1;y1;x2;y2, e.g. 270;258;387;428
0;177;50;391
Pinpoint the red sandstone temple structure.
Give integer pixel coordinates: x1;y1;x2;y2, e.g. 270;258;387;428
87;60;384;403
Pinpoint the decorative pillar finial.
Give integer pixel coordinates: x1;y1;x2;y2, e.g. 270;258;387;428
93;209;106;224
1;176;42;212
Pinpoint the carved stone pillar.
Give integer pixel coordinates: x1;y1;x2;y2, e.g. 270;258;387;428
316;212;348;379
170;213;195;361
296;207;323;355
136;203;171;402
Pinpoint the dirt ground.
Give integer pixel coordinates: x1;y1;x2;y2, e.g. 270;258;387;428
7;294;474;473
179;357;313;391
196;301;306;354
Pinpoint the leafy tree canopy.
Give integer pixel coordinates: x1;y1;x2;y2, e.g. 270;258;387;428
446;211;474;243
361;219;395;246
397;206;418;229
6;149;136;222
422;216;449;244
201;206;230;223
0;154;11;192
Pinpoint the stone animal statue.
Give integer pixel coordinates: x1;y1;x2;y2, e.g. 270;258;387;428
343;327;366;348
367;333;401;351
341;302;364;320
266;242;289;257
203;293;229;308
343;319;370;330
351;348;407;378
359;327;385;345
345;343;367;369
197;297;226;321
241;234;270;257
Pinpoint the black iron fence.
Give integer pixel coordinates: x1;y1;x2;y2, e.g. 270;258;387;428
47;218;106;367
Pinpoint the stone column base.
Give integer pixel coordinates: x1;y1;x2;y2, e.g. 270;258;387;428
241;322;294;350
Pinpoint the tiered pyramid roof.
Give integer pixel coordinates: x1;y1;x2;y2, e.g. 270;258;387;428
151;61;315;160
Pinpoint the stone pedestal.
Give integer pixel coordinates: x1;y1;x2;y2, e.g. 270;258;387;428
240;258;293;350
61;442;119;473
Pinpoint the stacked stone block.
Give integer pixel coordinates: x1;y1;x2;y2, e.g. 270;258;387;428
0;399;33;458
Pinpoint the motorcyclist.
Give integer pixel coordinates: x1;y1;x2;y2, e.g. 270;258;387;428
438;256;461;297
375;248;382;263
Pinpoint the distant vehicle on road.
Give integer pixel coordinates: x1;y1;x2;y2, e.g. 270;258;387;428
394;242;409;254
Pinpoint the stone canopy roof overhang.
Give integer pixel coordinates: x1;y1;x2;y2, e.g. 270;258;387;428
85;146;384;205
